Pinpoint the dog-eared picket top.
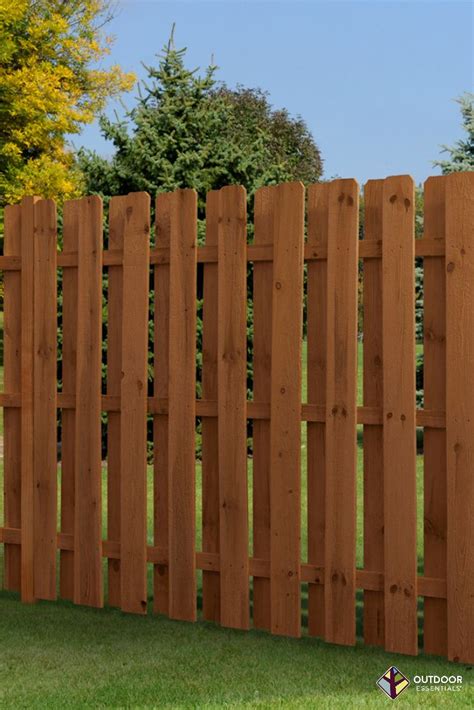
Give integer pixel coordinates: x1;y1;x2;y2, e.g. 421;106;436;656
0;173;472;665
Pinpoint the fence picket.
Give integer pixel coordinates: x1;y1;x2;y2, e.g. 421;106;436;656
73;196;103;608
202;191;220;623
270;182;304;637
445;171;474;665
217;185;249;630
422;176;447;657
153;193;171;615
253;186;273;630
33;200;57;600
168;189;197;621
324;179;359;646
120;192;150;614
363;180;384;646
307;183;329;638
60;200;79;600
107;196;125;607
20;196;37;603
3;204;22;591
382;175;417;655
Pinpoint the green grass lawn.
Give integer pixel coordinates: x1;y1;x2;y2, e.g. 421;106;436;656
1;345;472;708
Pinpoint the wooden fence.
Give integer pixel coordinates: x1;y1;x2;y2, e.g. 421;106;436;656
0;173;472;664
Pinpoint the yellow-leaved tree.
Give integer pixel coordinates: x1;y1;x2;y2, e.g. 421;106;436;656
0;0;134;205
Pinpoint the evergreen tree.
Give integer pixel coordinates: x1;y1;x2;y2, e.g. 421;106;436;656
434;92;474;174
78;31;323;220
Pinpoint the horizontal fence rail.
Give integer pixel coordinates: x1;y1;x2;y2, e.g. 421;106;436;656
0;173;473;665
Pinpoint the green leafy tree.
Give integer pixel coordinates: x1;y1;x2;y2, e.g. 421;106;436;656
78;31;323;217
434;92;474;174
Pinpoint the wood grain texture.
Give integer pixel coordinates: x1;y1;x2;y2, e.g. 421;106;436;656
382;175;417;655
153;192;171;615
252;186;273;630
445;171;474;665
3;204;22;591
33;200;57;600
202;191;220;623
60;200;79;600
217;185;249;630
324;179;359;646
270;182;304;638
422;176;447;657
107;196;125;607
168;189;197;621
306;183;329;638
20;196;37;603
73;196;103;608
120;192;150;614
363;180;385;646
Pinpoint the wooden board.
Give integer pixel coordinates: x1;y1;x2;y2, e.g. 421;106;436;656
33;199;57;600
153;192;171;615
3;204;22;591
168;189;197;621
252;186;273;630
60;200;79;600
202;191;220;623
382;175;417;655
445;171;474;665
217;185;249;629
422;176;447;657
324;179;359;646
120;192;150;614
306;183;329;637
270;182;304;637
107;196;125;607
363;180;385;646
73;196;103;608
20;196;37;603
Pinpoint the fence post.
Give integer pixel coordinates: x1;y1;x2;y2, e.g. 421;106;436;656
324;179;359;646
270;182;304;637
33;199;57;601
382;175;417;656
217;185;249;630
73;195;103;608
120;192;150;614
3;204;22;592
446;171;474;665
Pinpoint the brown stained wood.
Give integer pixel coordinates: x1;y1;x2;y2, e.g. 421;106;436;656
324;179;359;646
307;183;329;638
73;196;103;608
168;190;197;621
423;177;447;657
217;185;249;630
33;200;57;600
20;196;37;603
445;171;474;665
202;191;220;623
382;175;417;656
153;192;171;615
120;193;150;614
363;180;385;647
107;196;125;607
270;182;304;638
252;186;273;631
60;201;79;600
3;204;22;591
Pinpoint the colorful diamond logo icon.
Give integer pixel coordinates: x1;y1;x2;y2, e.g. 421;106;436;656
376;666;410;700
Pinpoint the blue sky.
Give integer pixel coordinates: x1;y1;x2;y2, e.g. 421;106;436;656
77;0;473;185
